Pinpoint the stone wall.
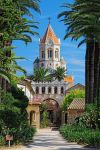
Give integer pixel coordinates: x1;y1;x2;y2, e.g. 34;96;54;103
67;109;84;124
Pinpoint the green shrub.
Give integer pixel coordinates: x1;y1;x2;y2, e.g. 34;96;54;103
0;89;36;146
60;125;100;147
0;136;5;146
18;124;36;142
75;104;100;129
62;89;85;111
41;111;49;128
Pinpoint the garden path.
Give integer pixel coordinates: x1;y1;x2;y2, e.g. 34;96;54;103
2;128;99;150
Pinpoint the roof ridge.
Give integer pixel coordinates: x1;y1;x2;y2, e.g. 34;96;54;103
41;24;60;45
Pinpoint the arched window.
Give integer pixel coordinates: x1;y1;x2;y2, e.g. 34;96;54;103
48;87;52;94
61;86;64;94
54;86;58;94
48;48;52;58
41;51;45;59
36;87;39;94
55;49;59;58
42;87;45;94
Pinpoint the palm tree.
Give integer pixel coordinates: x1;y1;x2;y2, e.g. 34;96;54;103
0;0;40;90
28;68;52;82
0;49;27;90
58;0;100;104
14;0;40;15
53;67;66;82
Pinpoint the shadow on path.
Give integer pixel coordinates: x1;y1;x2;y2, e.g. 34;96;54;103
24;129;98;150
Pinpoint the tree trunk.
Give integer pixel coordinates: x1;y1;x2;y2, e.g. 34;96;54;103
86;40;95;104
93;42;100;104
0;77;2;103
85;43;89;103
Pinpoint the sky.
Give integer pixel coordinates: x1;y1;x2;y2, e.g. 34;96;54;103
13;0;86;85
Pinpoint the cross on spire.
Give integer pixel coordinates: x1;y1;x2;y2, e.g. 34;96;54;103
48;17;51;24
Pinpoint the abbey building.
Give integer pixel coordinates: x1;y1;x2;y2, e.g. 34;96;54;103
19;24;74;128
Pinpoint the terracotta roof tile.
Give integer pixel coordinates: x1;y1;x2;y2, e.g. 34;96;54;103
64;76;74;83
68;99;85;110
40;24;60;45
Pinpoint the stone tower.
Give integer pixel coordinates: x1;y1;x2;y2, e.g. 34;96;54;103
34;24;66;71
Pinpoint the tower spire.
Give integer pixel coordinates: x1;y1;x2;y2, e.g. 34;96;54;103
48;17;51;24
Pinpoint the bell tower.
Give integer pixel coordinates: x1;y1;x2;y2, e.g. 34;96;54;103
39;24;61;70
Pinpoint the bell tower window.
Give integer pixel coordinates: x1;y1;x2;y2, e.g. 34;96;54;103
42;51;45;59
48;48;52;58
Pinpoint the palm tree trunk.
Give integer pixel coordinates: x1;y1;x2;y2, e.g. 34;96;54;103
86;40;94;104
0;77;2;103
93;42;100;104
94;42;100;107
85;43;89;103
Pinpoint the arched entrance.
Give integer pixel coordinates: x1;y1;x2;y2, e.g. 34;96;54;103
30;111;36;125
41;99;60;127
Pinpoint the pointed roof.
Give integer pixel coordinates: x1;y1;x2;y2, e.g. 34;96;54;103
40;24;60;45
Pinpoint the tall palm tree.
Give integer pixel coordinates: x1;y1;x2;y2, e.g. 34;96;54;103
0;0;40;90
53;67;66;82
14;0;40;15
58;0;100;104
28;68;52;82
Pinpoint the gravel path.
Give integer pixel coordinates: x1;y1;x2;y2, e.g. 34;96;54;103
1;129;99;150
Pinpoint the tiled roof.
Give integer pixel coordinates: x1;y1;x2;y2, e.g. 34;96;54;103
29;101;41;105
66;83;85;92
64;76;74;83
29;95;42;105
40;24;60;45
68;99;85;110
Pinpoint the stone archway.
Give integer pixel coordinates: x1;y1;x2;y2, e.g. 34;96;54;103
42;99;61;127
30;111;36;126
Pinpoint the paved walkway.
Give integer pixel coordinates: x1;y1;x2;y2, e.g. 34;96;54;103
2;129;98;150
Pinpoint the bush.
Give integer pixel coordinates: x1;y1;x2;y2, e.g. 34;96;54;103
60;125;100;147
0;136;5;146
75;104;100;129
0;89;36;146
17;124;36;143
41;111;49;128
62;89;85;111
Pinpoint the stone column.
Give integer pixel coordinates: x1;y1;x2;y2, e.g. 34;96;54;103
58;86;61;95
52;86;54;94
36;111;40;128
45;86;48;94
61;111;65;125
39;86;42;94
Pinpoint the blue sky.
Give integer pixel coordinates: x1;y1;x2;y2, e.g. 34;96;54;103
13;0;85;85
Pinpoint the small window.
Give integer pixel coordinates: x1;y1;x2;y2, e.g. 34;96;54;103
42;87;45;94
61;86;64;94
42;51;45;59
36;87;39;94
54;87;58;94
48;87;52;94
48;49;52;58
